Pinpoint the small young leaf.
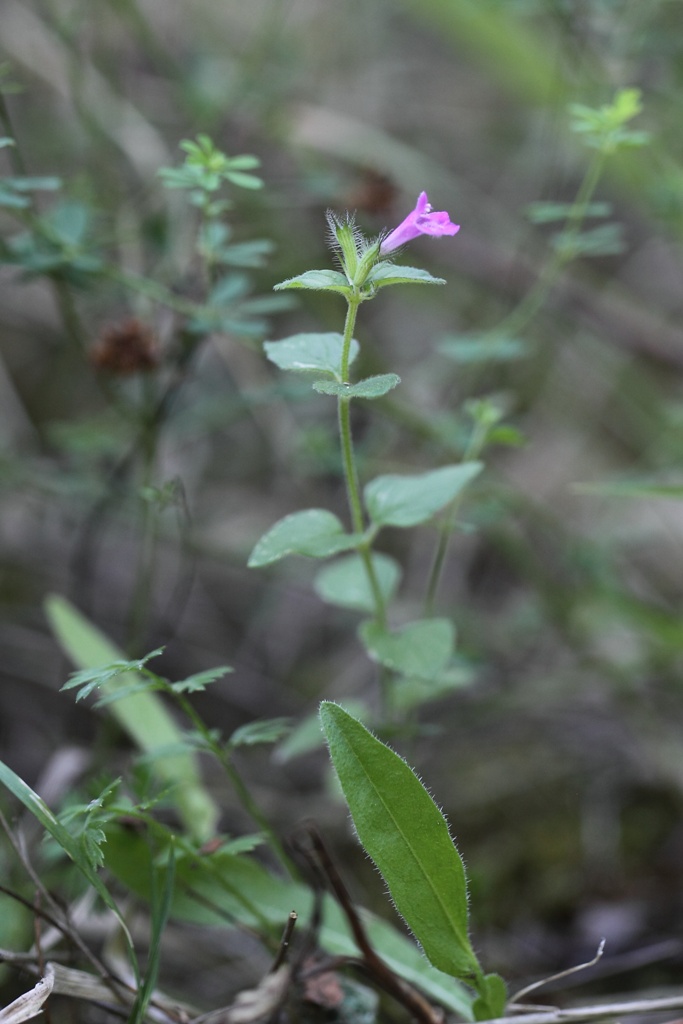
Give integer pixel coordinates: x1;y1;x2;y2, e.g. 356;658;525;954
359;618;454;678
366;264;446;288
552;223;624;259
226;155;261;170
273;270;352;295
472;973;507;1021
61;648;165;702
248;509;362;567
264;333;359;378
319;703;481;979
228;718;292;748
439;335;528;364
0;187;30;208
312;374;400;399
526;200;611;224
216;239;273;268
365;463;483;528
170;666;233;693
314;553;401;612
7;176;61;192
224;170;263;190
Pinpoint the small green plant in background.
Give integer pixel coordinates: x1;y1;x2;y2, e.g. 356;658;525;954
0;109;285;652
440;87;649;368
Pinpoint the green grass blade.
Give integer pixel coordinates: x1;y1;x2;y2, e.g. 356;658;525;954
128;842;176;1024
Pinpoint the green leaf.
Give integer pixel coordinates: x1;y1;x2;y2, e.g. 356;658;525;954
367;264;446;288
439;335;528;363
45;595;219;843
312;374;401;399
264;333;359;379
314;553;401;612
552;223;624;259
208;273;250;306
7;176;61;192
216;239;273;268
226;155;261;170
0;187;30;209
248;509;363;567
359;619;454;678
224;170;263;190
274;700;370;762
526;200;611;224
392;664;475;713
569;88;648;153
170;666;233;693
48;199;90;246
228;718;292;748
489;425;525;447
273;269;352;295
319;703;481;980
472;973;507;1021
61;648;164;702
365;463;483;528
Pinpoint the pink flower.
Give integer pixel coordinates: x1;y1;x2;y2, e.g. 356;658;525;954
380;192;460;255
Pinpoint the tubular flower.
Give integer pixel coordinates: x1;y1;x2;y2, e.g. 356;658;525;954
380;192;459;255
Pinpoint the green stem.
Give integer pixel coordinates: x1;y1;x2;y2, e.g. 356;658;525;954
171;691;296;877
126;393;160;654
338;299;386;626
424;423;486;616
492;147;607;341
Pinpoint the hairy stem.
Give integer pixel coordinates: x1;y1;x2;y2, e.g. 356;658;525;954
338;299;386;626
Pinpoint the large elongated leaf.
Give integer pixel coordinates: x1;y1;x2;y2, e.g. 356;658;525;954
319;703;481;980
45;595;219;843
365;463;483;528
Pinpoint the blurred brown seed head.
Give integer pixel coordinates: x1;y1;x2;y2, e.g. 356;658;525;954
90;318;160;374
344;169;398;216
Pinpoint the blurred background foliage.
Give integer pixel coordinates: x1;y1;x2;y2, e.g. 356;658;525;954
2;0;683;1010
